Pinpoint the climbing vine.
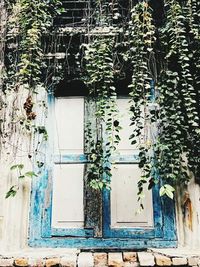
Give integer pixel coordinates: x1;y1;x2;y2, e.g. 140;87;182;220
127;0;157;204
155;0;200;191
82;0;200;201
0;0;200;200
83;37;121;189
0;0;62;197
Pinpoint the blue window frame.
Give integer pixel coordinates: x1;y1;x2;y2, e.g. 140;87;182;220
29;91;177;249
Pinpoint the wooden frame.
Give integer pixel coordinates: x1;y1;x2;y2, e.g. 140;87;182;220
29;92;177;248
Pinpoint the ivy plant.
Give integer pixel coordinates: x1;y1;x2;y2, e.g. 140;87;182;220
1;0;200;202
83;37;121;190
1;0;62;197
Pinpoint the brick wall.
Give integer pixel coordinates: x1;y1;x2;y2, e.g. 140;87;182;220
0;250;199;267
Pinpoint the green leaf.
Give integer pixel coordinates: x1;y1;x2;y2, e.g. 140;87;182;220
5;186;18;199
131;140;137;145
10;164;24;171
165;184;175;192
18;175;25;179
10;165;18;170
37;161;44;168
25;171;38;178
159;186;166;197
115;135;120;141
165;189;174;199
160;184;175;199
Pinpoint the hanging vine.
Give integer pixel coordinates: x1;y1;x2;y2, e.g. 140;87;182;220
127;0;158;204
155;0;200;193
126;0;200;200
83;37;121;190
0;0;62;197
0;0;200;200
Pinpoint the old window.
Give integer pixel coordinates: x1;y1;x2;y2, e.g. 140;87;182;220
29;80;177;248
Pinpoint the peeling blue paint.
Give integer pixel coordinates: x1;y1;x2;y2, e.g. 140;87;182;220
54;154;88;164
29;92;177;249
51;228;93;237
29;238;177;249
102;184;165;239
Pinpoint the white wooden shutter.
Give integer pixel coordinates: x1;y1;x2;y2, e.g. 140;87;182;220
110;98;153;228
111;165;153;228
51;97;84;229
54;97;84;154
51;164;84;228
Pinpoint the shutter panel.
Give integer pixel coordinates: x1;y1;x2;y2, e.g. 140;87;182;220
51;97;102;236
52;97;85;230
52;164;84;229
110;98;154;228
54;97;84;154
111;165;153;228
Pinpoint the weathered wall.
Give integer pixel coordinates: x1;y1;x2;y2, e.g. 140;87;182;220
0;88;39;252
0;0;7;92
1;96;197;251
1;173;200;251
0;163;31;252
176;179;200;248
0;87;46;252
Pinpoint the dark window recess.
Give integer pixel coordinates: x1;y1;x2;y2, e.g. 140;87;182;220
54;0;164;28
54;71;132;97
54;78;88;97
52;0;165;95
54;0;91;27
54;0;131;27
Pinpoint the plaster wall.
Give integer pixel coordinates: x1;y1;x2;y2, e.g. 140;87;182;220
1;169;200;251
0;87;45;252
176;180;200;248
0;121;200;252
0;163;31;252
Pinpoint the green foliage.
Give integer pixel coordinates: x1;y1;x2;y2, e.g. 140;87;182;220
127;0;157;203
155;0;200;188
24;171;38;178
6;162;38;198
83;38;121;189
2;0;61;198
5;186;18;198
93;0;122;27
159;184;175;199
127;0;200;201
2;0;200;201
6;0;61;89
81;0;200;200
10;164;24;170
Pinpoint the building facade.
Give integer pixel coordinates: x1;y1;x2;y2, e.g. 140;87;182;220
0;0;200;252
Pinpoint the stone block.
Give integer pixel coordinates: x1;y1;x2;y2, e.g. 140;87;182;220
45;258;60;267
137;252;155;266
124;262;139;267
0;258;14;267
108;253;124;267
14;258;28;267
94;253;107;266
188;257;199;266
154;254;172;266
28;258;45;267
123;252;137;263
77;252;93;267
172;257;187;266
60;254;77;267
